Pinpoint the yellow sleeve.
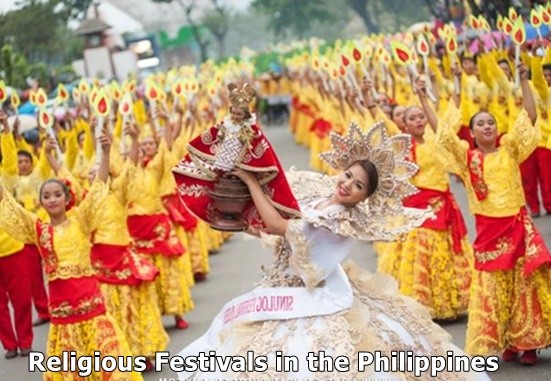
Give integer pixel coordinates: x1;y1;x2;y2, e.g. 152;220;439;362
487;54;512;96
501;110;541;164
0;188;38;244
64;128;79;171
37;141;52;180
531;56;548;103
111;160;135;206
80;119;95;161
74;180;109;235
477;54;492;90
15;136;36;164
435;103;469;177
372;107;400;136
1;132;18;176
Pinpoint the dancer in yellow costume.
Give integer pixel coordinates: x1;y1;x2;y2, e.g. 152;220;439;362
0;128;143;381
436;63;551;365
364;73;473;320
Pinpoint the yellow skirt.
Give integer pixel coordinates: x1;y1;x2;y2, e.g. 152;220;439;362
382;228;473;320
376;241;402;279
46;313;143;381
309;134;323;171
151;254;194;316
173;226;195;287
466;260;551;355
186;225;210;275
100;282;169;357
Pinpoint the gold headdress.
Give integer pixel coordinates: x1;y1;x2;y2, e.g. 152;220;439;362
227;83;256;110
287;121;433;242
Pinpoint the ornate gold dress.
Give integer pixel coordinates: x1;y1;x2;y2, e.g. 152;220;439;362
176;169;489;381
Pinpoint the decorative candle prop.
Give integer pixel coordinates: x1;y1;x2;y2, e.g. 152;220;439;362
118;92;133;154
390;40;437;103
530;8;544;40
0;80;6;108
445;34;460;95
93;88;111;164
511;17;526;89
353;45;378;98
10;90;20;116
39;108;63;162
145;80;161;133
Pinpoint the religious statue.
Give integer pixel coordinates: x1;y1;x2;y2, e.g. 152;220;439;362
173;83;301;231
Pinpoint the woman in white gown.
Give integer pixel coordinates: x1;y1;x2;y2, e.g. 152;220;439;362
174;123;493;381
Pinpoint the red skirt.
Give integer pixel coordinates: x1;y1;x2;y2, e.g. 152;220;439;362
48;276;106;324
91;243;159;286
127;214;185;257
403;187;467;253
162;194;198;230
473;208;551;275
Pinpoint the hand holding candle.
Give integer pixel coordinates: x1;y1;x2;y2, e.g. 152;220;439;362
118;92;134;154
390;40;437;103
511;17;526;89
39;108;64;163
93;88;111;164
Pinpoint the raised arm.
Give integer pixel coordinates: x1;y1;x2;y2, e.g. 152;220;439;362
415;77;438;133
0;182;38;244
96;126;112;183
44;137;62;174
231;168;288;236
519;63;537;125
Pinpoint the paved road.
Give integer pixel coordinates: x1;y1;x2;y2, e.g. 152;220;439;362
2;124;551;381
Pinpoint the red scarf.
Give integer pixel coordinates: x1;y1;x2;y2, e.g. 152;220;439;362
467;149;489;201
35;220;57;274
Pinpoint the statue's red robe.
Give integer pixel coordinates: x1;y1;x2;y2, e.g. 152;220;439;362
172;120;301;232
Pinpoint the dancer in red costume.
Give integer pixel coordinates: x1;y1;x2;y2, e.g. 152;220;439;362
173;83;301;232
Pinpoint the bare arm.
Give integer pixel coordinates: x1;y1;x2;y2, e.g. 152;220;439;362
415;77;438;133
231;168;288;236
96;127;112;183
519;63;537;125
44;137;62;174
124;121;140;165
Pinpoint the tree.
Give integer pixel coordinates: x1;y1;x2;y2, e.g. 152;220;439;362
347;0;379;33
151;0;210;63
201;0;231;59
251;0;336;38
0;0;81;65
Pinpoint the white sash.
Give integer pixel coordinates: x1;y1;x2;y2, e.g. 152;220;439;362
177;266;353;380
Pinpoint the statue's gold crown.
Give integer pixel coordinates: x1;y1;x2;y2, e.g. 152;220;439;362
228;82;256;110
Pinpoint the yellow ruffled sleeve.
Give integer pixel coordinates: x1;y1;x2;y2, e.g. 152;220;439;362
0;187;38;244
64;128;79;171
500;110;540;164
73;180;109;235
1;131;18;176
435;104;469;177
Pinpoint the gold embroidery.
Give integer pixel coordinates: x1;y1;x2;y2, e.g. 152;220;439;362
428;196;444;214
50;294;104;318
286;219;324;290
49;265;96;281
475;237;513;263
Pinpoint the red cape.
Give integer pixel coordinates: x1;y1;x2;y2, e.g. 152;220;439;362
172;121;301;232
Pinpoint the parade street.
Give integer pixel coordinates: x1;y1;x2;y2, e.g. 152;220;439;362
2;123;551;381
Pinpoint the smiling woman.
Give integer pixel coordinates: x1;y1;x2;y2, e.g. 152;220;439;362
174;121;489;381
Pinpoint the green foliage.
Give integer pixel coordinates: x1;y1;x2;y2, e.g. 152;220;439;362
251;0;336;37
0;0;84;65
0;45;30;88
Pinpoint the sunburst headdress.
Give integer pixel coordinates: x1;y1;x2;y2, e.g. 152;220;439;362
287;121;433;242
